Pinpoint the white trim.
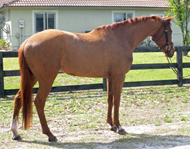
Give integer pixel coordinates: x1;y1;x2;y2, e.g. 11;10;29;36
112;11;135;23
32;10;58;34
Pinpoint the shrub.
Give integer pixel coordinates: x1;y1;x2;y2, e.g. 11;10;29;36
0;39;11;50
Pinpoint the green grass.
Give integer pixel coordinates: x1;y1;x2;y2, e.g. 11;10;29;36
3;52;190;89
1;51;190;148
1;85;190;148
2;52;190;147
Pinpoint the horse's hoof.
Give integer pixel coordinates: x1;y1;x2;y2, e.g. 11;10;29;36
12;135;22;141
118;128;127;135
110;125;117;132
49;137;58;142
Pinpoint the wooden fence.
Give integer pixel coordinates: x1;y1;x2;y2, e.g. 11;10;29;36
1;46;190;97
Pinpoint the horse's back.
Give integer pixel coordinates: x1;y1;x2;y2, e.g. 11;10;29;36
60;30;114;77
60;30;132;78
21;29;107;79
21;29;131;79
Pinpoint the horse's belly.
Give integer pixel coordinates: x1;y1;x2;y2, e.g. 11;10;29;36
60;61;108;78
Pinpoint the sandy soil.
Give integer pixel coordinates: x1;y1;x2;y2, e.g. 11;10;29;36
1;122;190;149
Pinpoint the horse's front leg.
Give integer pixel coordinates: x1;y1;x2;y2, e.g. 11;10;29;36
11;89;22;140
106;78;117;132
112;74;127;135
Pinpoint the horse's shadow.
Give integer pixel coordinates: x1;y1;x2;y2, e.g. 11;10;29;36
18;133;190;148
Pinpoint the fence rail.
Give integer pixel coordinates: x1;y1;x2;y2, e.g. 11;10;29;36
0;46;190;97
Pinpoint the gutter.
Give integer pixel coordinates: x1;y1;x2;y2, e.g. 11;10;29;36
0;5;170;11
0;3;8;12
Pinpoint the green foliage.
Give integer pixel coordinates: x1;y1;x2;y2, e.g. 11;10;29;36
0;39;10;50
166;0;190;47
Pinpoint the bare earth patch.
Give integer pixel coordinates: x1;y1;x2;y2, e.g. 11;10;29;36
1;123;190;149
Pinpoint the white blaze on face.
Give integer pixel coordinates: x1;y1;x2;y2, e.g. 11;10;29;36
10;116;19;137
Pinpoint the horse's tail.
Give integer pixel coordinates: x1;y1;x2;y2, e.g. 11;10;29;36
18;40;33;130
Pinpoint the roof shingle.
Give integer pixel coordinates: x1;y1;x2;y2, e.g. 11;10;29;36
0;0;169;9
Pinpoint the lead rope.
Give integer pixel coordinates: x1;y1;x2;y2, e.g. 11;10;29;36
166;57;190;79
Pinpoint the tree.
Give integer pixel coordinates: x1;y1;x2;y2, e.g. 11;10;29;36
166;0;190;55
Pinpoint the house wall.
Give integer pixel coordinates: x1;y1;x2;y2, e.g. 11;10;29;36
58;9;111;33
1;7;183;50
9;9;32;50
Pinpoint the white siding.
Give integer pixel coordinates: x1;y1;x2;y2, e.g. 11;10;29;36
1;8;183;50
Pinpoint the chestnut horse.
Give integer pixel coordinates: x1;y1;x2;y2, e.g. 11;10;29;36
11;15;175;142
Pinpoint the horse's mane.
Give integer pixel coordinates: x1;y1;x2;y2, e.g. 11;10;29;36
96;15;161;31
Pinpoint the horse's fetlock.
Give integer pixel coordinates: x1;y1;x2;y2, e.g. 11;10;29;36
106;119;112;125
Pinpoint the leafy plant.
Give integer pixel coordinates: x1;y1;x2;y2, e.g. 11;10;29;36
166;0;190;55
0;39;10;50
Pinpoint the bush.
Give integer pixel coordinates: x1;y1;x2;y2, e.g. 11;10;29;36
0;39;11;50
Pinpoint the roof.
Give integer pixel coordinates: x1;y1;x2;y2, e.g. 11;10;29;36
0;0;169;9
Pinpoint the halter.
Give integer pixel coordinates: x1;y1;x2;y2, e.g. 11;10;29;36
154;18;173;57
155;18;190;79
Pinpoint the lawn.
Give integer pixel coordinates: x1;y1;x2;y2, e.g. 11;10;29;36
1;51;190;148
1;86;190;148
3;51;190;89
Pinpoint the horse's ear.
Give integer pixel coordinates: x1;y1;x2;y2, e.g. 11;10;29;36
166;15;176;22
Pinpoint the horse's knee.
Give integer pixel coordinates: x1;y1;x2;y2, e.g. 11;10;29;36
14;90;22;107
34;97;45;108
34;99;39;107
113;98;120;107
13;90;22;119
14;90;21;99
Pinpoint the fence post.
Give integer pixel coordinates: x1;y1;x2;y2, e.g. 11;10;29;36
103;78;107;91
176;46;183;87
0;52;4;97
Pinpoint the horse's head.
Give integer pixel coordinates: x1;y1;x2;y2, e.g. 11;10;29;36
152;16;176;57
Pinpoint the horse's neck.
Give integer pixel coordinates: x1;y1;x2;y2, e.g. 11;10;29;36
121;19;162;50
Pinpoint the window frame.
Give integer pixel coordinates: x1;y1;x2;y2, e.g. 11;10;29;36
112;11;135;23
32;10;58;34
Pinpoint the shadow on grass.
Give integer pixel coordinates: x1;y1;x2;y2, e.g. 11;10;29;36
0;96;14;102
18;133;190;148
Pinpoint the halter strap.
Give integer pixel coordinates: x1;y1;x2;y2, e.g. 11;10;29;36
160;18;173;49
154;18;174;57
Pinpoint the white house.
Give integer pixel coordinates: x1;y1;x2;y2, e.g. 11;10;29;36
0;0;182;50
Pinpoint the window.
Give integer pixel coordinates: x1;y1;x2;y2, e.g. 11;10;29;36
32;10;58;34
114;12;133;22
35;12;55;32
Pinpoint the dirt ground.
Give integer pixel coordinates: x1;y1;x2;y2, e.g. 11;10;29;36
1;86;190;149
1;122;190;149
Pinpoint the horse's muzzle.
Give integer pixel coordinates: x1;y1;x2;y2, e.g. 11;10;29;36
165;45;174;58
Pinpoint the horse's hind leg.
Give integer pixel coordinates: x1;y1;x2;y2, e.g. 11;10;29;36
34;81;57;142
106;78;117;132
11;89;22;140
112;73;127;135
11;79;37;140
